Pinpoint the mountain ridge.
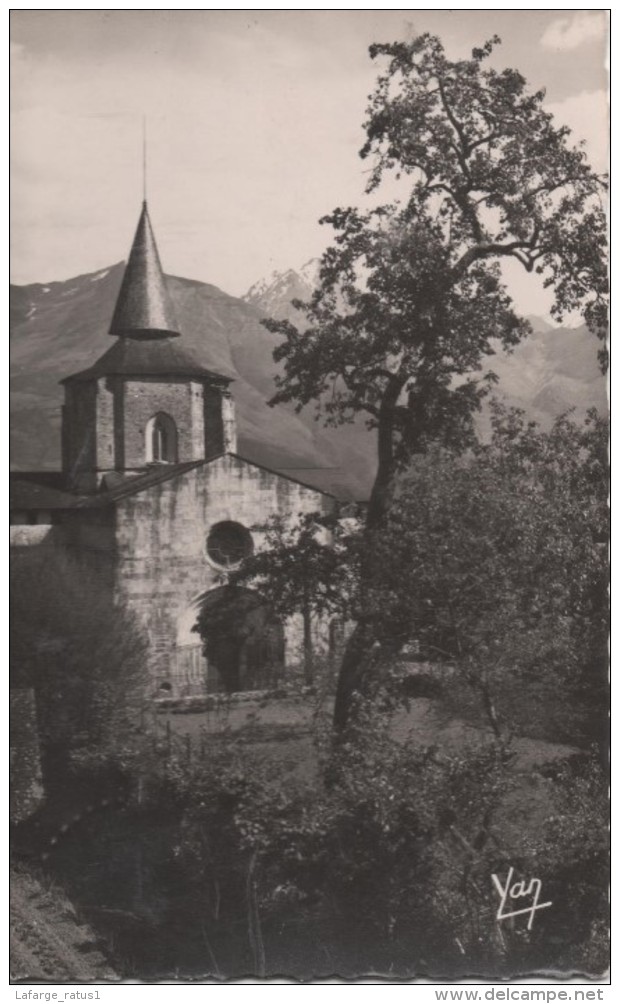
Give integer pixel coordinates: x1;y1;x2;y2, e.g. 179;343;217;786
241;265;606;428
11;264;606;499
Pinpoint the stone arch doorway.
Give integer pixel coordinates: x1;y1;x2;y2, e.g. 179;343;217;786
194;586;285;694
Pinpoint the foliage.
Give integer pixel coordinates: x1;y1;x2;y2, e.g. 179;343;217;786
226;512;359;623
192;512;360;687
230;717;510;973
222;404;607;746
370;405;608;746
191;584;286;692
22;687;606;978
10;548;148;786
141;710;608;977
262;32;607;728
363;35;608;340
268;33;607;477
516;754;609;975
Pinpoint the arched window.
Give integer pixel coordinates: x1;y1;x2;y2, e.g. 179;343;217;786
145;412;178;464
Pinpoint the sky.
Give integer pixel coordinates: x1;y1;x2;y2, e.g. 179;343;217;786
10;10;608;320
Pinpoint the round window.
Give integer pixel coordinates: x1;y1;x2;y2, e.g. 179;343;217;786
207;521;253;568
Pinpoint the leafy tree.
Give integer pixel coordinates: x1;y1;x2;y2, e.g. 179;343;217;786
369;404;609;748
10;548;148;789
192;585;286;693
176;710;606;976
227;404;607;748
264;34;607;730
209;512;360;685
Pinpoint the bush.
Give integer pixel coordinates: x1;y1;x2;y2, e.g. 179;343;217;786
373;407;608;749
157;705;608;977
10;548;149;791
21;692;607;979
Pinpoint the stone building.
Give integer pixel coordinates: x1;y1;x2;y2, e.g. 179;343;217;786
10;202;338;699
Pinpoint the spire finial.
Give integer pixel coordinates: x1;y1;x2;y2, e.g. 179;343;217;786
142;115;147;203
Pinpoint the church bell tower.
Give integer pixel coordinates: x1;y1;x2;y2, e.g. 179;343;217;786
61;201;236;492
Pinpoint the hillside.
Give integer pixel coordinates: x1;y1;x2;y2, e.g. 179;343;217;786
10;264;606;500
10;264;373;497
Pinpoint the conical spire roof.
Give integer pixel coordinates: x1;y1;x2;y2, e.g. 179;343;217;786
109;201;181;338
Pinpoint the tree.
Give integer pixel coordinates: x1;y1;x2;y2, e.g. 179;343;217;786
10;548;148;789
232;405;607;749
198;512;359;686
263;34;607;731
374;405;608;749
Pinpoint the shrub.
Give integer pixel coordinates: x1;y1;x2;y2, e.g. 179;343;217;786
10;548;149;791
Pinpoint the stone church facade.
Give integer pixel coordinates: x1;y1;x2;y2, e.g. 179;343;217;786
10;202;337;699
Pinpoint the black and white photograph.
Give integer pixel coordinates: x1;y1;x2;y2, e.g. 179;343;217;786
10;10;609;984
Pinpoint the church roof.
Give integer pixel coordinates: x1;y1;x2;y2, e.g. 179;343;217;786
109;201;181;339
10;456;365;514
61;336;232;384
75;453;345;507
81;461;206;504
10;475;80;510
274;467;360;502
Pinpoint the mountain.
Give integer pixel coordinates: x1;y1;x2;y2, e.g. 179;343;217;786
9;263;374;497
244;260;319;323
10;264;606;501
477;319;607;434
244;267;607;438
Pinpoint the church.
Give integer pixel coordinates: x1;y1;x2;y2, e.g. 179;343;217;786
10;202;340;700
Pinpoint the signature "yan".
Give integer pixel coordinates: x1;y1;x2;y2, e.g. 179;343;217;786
492;866;552;930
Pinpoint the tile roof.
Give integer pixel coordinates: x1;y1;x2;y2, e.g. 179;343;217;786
61;336;231;384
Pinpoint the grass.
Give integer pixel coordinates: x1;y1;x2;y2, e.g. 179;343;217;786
157;690;580;829
164;692;576;766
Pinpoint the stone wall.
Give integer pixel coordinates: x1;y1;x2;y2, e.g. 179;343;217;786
9;525;54;547
95;376;116;470
63;376;228;486
60;508;117;581
113;455;333;697
189;381;206;457
221;391;237;453
121;378;202;467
